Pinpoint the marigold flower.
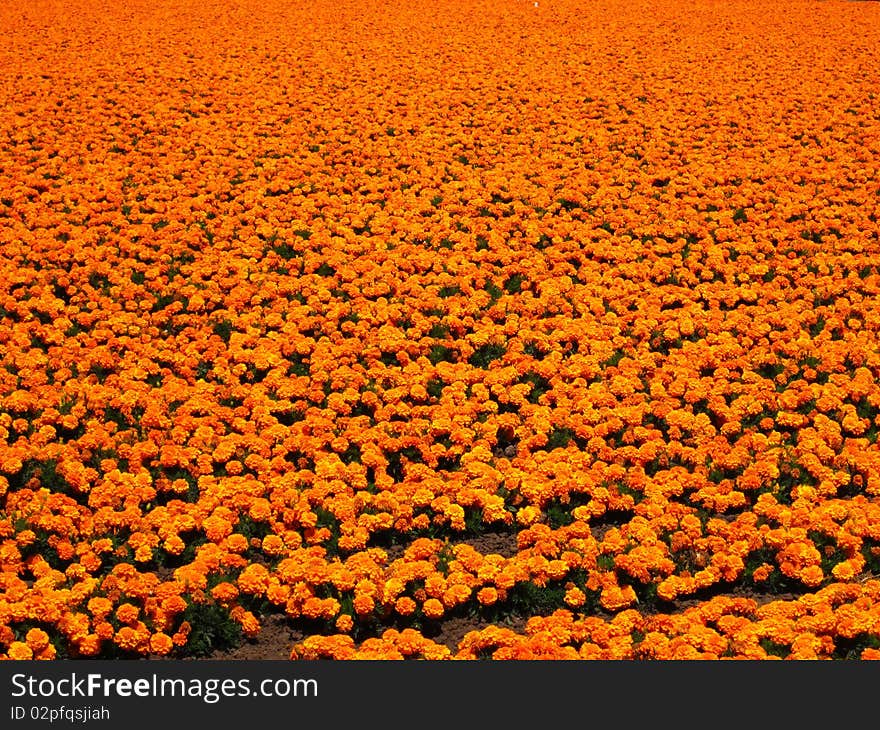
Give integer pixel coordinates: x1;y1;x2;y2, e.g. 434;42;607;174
799;565;824;588
211;582;240;603
477;587;499;606
237;564;271;595
87;597;114;619
7;642;33;660
600;583;638;612
172;623;191;647
149;632;174;656
115;603;140;625
76;635;102;657
422;598;445;619
163;535;186;555
353;594;375;616
203;515;234;542
564;587;587;608
392;597;416;616
114;627;143;652
25;628;50;652
34;644;57;660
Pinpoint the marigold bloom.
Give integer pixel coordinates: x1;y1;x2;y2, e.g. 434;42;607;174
149;632;174;656
25;628;50;652
477;587;499;606
211;582;240;603
394;597;417;616
7;642;33;660
115;603;140;625
422;598;445;619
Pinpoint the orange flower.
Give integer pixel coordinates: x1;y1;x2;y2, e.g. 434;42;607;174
211;582;240;604
422;598;445;619
149;632;174;656
394;597;417;616
7;642;33;660
115;603;140;625
564;587;587;608
25;628;50;652
477;587;499;606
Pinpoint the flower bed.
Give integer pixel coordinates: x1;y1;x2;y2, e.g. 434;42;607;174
2;0;880;660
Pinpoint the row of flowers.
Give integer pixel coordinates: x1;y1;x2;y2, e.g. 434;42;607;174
4;493;880;659
293;580;880;660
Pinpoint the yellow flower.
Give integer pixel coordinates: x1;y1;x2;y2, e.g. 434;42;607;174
564;586;586;607
7;642;33;660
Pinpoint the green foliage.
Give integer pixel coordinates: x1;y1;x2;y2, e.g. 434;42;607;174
503;273;525;294
468;343;506;369
339;443;362;465
604;349;625;368
182;601;243;657
833;634;880;660
759;638;790;658
438;285;460;298
428;344;456;365
272;242;301;260
286;353;310;376
426;377;445;399
212;318;233;342
544;426;575;451
519;371;551;404
484;281;503;303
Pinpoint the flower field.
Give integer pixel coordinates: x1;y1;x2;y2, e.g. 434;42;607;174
2;0;880;661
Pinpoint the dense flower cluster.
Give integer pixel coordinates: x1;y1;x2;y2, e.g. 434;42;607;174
294;582;880;660
2;0;880;660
